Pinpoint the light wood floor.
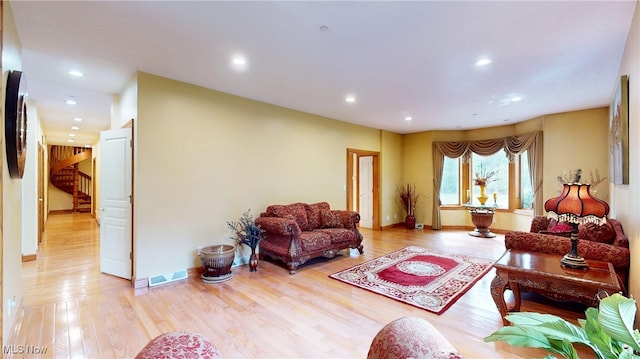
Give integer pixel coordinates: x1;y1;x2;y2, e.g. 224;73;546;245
8;213;593;358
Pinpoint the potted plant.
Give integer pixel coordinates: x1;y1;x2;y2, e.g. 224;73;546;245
227;209;264;272
484;293;640;358
397;183;419;229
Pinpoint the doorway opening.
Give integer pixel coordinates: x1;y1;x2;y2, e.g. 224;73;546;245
346;149;380;231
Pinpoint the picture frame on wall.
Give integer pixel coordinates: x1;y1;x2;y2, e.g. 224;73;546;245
609;74;629;185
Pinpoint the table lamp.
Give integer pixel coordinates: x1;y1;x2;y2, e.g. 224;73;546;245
544;183;609;269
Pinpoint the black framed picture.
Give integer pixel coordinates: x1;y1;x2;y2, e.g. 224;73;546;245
4;70;28;179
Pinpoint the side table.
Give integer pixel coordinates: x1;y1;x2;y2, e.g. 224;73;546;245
491;249;622;325
463;204;497;238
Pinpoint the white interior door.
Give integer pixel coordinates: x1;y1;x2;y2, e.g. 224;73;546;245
358;156;373;228
99;128;132;279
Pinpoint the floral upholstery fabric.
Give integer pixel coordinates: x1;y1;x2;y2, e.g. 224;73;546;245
368;317;463;359
300;231;332;252
305;202;331;230
315;228;355;244
256;202;364;274
321;209;343;228
135;331;221;359
266;202;309;230
531;216;621;244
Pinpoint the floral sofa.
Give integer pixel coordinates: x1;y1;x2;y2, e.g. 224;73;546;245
255;202;364;274
504;215;629;289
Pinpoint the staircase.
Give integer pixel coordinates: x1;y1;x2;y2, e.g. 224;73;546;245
50;145;93;213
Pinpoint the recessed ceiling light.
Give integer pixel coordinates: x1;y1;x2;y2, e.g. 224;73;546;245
67;139;75;143
68;70;84;77
73;117;83;122
405;116;413;121
71;126;80;130
65;98;77;105
69;133;76;137
84;144;91;148
232;57;246;65
474;58;492;66
345;95;356;103
511;96;522;102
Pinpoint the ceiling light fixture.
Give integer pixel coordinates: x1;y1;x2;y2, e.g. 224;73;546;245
65;98;77;105
474;58;492;66
345;95;356;103
405;116;413;121
68;70;84;77
511;96;523;102
230;55;249;72
67;139;75;143
74;117;83;122
232;57;246;65
71;126;80;130
69;133;76;137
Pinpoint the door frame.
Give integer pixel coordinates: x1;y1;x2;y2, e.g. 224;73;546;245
346;148;380;231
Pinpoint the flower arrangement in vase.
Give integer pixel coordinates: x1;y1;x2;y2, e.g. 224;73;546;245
227;209;264;271
397;183;419;229
474;163;498;205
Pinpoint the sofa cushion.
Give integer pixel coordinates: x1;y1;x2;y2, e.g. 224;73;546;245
299;231;332;252
579;221;616;244
305;202;331;230
315;228;355;244
266;203;309;231
321;209;343;228
547;219;572;233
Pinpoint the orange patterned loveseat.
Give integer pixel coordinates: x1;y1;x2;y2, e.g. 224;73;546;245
504;216;629;289
255;202;364;274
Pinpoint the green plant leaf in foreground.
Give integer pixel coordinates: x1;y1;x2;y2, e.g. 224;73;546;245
581;307;619;359
505;312;592;346
485;326;579;359
598;293;640;353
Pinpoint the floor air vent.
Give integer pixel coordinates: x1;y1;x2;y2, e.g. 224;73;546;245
148;269;188;287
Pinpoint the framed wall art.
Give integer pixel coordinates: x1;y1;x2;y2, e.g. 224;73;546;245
609;74;629;185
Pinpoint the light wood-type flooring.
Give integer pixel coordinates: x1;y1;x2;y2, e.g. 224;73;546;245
8;212;594;358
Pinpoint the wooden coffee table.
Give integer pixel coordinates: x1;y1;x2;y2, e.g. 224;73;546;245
491;249;622;325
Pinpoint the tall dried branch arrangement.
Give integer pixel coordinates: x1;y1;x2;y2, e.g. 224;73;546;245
397;183;418;216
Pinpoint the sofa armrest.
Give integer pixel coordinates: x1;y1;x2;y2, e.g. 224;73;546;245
504;231;630;270
255;216;301;237
609;219;629;248
332;210;360;228
530;216;550;233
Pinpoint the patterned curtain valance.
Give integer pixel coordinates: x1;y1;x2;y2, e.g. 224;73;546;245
433;131;540;162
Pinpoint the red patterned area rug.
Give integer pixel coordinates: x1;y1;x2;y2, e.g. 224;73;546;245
329;246;495;314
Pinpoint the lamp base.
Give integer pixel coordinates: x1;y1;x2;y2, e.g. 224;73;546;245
560;254;589;269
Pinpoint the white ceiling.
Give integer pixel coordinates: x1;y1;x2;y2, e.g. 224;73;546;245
10;1;637;146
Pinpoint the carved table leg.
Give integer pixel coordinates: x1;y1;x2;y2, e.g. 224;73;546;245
510;279;521;313
490;270;511;325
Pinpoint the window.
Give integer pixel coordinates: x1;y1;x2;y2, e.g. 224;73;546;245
439;150;533;210
520;150;533;209
440;156;460;205
471;152;509;208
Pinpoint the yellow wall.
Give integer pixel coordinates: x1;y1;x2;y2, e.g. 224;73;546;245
1;1;22;345
615;0;639;302
133;72;393;279
402;107;610;232
380;130;403;226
